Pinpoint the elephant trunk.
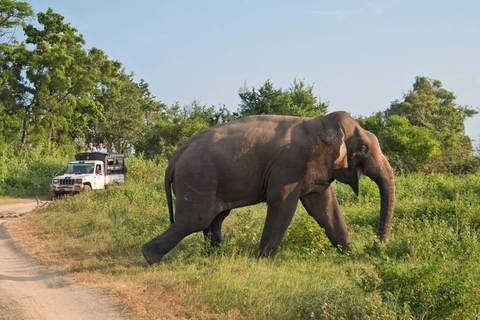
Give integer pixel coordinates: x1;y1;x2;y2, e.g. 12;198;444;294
368;156;395;242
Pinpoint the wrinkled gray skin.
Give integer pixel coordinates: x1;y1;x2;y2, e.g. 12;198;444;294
142;111;395;264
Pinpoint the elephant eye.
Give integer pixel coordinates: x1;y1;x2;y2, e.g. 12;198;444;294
360;145;367;153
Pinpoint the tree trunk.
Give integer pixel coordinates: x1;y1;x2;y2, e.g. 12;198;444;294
20;102;35;151
20;118;28;151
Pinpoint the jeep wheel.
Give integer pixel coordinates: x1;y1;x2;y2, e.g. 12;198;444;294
82;185;92;192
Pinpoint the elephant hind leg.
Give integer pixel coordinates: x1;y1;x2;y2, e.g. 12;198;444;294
142;222;196;265
203;210;231;246
142;200;222;264
143;207;218;265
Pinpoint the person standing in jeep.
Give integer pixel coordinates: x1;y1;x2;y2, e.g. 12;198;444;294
86;142;95;152
107;142;116;155
97;143;107;154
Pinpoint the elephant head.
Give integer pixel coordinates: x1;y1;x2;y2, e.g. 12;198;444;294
323;112;395;242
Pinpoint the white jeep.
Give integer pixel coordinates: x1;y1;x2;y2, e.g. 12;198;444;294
50;152;126;198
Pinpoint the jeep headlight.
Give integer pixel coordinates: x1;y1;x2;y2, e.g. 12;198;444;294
75;179;83;184
53;179;59;184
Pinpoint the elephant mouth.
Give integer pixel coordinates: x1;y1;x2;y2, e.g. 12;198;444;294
349;164;363;196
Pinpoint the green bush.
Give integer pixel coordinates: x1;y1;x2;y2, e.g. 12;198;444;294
124;154;167;185
0;143;74;197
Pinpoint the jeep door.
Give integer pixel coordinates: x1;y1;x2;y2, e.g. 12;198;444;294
94;164;105;189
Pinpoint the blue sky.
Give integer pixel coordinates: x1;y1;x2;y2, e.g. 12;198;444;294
26;0;480;141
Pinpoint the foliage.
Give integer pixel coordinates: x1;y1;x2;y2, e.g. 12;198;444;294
387;77;477;133
135;78;330;159
124;155;167;186
0;0;32;40
0;142;77;197
238;79;328;118
0;7;160;154
134;100;223;159
359;112;441;173
359;77;479;174
93;75;164;154
0;1;33;150
0;8;123;149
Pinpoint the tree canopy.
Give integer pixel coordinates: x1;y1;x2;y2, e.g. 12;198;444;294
387;77;477;134
238;79;328;118
359;76;478;174
134;101;219;159
135;79;326;159
0;0;32;40
0;5;163;153
93;75;162;154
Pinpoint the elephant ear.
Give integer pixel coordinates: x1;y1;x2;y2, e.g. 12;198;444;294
323;128;348;169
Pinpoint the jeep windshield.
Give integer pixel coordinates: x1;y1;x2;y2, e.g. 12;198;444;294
64;163;95;175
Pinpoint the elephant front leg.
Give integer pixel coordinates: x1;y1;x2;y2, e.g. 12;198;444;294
259;186;302;257
300;186;350;253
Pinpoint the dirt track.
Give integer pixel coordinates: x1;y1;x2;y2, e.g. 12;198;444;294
0;201;130;320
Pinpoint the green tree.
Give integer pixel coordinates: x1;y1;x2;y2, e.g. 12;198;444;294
0;0;33;147
93;74;164;153
0;8;121;150
361;77;478;174
387;77;477;133
211;104;237;124
0;0;32;41
359;112;440;173
238;79;328;117
135;101;217;159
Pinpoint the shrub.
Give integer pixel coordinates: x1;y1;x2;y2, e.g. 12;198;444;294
0;143;73;197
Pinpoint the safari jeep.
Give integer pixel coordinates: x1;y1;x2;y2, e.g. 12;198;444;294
50;152;126;198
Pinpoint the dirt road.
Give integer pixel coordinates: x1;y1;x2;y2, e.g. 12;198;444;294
0;200;130;320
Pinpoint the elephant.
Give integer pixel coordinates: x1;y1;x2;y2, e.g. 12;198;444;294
142;111;395;264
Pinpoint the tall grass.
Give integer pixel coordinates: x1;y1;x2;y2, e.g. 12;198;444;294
0;142;78;197
9;157;480;319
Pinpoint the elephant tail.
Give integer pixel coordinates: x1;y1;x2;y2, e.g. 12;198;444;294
165;165;175;225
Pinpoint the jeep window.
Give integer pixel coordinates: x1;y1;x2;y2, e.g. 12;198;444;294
107;159;125;174
64;163;95;174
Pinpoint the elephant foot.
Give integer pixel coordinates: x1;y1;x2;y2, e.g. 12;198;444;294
335;242;350;254
257;246;277;258
141;243;164;265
